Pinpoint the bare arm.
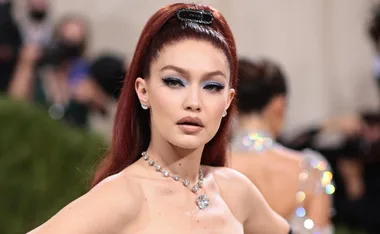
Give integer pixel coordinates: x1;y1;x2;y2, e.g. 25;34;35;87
8;44;41;100
306;191;332;230
321;114;363;136
337;158;364;200
242;175;290;234
27;174;140;234
73;78;110;114
303;150;334;232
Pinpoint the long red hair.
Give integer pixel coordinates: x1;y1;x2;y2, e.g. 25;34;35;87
92;3;238;186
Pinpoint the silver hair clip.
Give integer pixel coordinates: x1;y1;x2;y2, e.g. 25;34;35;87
176;8;214;25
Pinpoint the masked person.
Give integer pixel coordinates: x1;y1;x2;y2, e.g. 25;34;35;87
9;15;109;128
21;0;52;47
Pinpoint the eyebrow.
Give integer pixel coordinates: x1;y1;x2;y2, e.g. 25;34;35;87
160;65;227;79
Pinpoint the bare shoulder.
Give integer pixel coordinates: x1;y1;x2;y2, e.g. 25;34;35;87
274;145;304;164
207;166;261;219
28;169;142;234
209;166;253;189
230;145;303;167
209;166;262;201
230;146;303;184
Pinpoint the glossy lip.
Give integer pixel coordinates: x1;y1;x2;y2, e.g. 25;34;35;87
177;124;203;134
176;116;204;134
176;116;204;127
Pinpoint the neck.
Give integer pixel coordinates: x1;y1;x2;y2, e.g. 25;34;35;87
238;113;275;138
145;133;204;184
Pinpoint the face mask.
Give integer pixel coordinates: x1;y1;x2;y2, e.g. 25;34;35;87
57;39;85;60
28;10;47;22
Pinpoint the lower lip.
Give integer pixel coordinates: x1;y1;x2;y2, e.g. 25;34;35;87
177;124;203;134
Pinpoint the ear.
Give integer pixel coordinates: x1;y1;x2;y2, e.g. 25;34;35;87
225;88;235;110
273;95;286;115
135;77;149;107
267;95;286;119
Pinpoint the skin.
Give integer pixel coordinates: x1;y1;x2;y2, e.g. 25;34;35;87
28;39;289;234
230;95;332;228
27;0;48;11
57;20;86;44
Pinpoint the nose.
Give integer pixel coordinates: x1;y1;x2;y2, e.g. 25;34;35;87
183;86;201;112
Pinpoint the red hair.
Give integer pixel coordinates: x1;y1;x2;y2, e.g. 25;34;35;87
92;3;238;186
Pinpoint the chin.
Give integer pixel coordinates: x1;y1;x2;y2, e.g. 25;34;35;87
169;135;208;149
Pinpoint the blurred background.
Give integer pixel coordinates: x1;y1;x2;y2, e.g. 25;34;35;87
1;0;380;233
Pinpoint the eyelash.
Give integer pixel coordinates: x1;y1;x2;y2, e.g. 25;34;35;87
162;77;184;87
162;77;225;92
204;82;225;92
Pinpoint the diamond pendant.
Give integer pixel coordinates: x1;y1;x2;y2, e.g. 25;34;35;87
196;195;210;210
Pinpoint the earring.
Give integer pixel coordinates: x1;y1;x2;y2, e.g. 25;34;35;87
141;104;148;110
222;110;227;117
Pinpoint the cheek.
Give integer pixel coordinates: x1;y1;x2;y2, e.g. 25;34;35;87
150;88;181;119
203;93;226;119
203;97;225;137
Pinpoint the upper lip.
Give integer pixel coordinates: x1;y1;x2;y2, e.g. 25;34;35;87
177;116;204;127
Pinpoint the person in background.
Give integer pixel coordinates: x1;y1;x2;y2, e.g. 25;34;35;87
277;5;380;232
230;58;334;234
88;53;126;140
20;0;53;47
90;53;126;100
0;0;22;92
8;15;109;128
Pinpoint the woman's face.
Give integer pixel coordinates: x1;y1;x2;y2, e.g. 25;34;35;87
136;39;235;149
59;20;86;43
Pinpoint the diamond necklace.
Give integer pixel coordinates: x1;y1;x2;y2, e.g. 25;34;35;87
141;151;210;210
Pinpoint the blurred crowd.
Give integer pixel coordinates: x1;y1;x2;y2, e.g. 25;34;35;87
276;5;380;233
0;0;125;131
1;0;380;233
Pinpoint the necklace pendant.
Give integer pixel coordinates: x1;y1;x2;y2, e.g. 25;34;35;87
141;152;210;210
196;194;210;210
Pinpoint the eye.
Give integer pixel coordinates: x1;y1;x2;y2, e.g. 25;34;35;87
204;82;225;92
162;77;185;88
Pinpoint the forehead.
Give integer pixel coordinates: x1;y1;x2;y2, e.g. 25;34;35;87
152;39;229;77
60;20;86;38
28;0;47;8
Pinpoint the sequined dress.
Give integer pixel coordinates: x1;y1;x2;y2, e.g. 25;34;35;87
231;131;335;234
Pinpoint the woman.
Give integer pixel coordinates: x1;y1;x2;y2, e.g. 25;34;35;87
28;3;291;234
230;58;335;233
